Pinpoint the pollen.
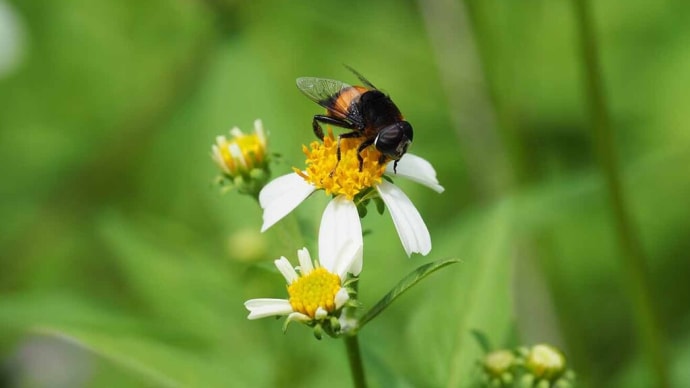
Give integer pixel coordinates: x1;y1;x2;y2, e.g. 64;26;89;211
287;267;341;319
295;131;387;200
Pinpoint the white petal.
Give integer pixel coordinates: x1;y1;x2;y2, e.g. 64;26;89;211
297;247;313;275
376;181;431;256
259;173;315;232
286;312;311;323
318;197;363;276
334;288;350;309
254;119;266;146
314;307;328;320
274;257;298;284
244;299;293;320
230;126;243;137
211;146;230;174
385;153;444;193
229;143;246;168
215;135;227;145
332;242;363;280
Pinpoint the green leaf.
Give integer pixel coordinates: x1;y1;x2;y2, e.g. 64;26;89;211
405;202;514;387
30;326;256;388
0;292;273;387
358;258;460;328
470;329;493;354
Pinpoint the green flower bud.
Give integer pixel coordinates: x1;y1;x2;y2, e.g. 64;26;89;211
525;344;566;380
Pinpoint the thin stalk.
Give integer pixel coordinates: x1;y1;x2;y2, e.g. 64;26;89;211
462;0;570;360
273;212;305;255
342;220;366;388
571;0;668;386
344;335;367;388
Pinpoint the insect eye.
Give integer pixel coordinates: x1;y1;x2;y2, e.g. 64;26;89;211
375;122;413;159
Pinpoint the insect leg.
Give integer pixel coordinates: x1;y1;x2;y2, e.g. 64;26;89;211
313;115;357;140
337;131;364;164
355;137;376;171
378;154;387;166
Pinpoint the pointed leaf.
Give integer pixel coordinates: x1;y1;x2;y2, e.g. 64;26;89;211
406;202;513;387
358;258;460;328
470;329;493;354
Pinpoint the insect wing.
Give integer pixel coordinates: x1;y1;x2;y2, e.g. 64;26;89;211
296;77;357;116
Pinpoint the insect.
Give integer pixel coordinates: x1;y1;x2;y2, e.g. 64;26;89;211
296;67;413;173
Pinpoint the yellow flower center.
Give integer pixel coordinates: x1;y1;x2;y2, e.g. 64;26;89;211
295;131;387;200
287;267;341;318
217;139;236;171
214;130;266;176
235;133;266;166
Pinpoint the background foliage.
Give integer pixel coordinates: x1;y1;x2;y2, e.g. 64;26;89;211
1;0;689;387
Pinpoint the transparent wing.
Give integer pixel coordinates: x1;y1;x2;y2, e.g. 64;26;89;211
296;77;356;114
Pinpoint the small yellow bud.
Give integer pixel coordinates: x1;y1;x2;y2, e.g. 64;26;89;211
211;119;270;197
483;350;515;377
525;344;566;380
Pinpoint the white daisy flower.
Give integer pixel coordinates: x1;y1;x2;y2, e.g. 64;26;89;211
258;131;443;257
244;240;362;338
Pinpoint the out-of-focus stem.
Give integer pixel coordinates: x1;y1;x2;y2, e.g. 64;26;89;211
344;335;367;388
571;1;668;386
417;0;510;200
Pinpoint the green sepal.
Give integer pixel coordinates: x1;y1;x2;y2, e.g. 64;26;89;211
356;199;369;218
329;316;341;332
281;317;293;334
374;196;385;215
358;258;460;328
344;299;361;309
214;175;234;193
343;277;360;288
312;323;323;340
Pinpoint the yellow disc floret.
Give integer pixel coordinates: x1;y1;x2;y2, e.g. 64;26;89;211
234;132;266;167
295;130;387;200
287;267;341;318
212;121;267;177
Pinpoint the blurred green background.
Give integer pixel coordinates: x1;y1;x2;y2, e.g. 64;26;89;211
1;0;689;386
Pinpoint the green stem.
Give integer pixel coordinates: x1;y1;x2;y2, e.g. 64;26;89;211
344;335;367;388
274;212;305;254
343;272;366;388
571;1;668;386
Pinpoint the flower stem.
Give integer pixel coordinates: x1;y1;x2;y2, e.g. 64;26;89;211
344;335;367;388
571;0;668;386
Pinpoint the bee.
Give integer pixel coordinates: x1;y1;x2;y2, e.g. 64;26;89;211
296;67;413;173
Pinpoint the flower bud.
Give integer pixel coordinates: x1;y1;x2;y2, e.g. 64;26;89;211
481;349;516;387
211;119;270;197
525;344;566;380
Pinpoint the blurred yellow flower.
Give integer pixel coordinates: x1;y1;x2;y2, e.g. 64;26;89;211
211;119;270;197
